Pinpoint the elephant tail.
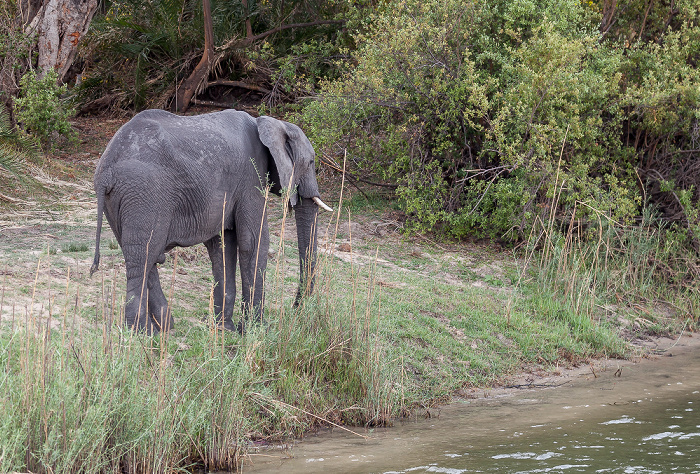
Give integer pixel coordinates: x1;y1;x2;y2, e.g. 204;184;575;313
90;170;113;277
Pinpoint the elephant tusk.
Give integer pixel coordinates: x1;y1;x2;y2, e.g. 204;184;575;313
312;196;334;212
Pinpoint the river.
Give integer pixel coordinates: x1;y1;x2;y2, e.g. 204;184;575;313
241;335;700;473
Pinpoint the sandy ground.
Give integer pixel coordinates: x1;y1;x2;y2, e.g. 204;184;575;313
478;332;700;400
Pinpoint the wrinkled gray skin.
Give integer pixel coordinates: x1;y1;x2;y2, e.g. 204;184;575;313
91;109;324;334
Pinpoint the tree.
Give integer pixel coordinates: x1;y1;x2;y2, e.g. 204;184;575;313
174;0;215;112
174;0;344;112
24;0;98;82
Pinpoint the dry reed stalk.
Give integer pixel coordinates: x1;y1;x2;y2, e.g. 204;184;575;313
302;213;320;309
29;257;40;326
0;264;6;319
349;209;358;343
508;213;548;325
273;187;291;357
540;125;569;268
111;261;118;326
219;194;228;330
101;266;110;350
371;280;383;411
252;186;270;318
363;247;379;348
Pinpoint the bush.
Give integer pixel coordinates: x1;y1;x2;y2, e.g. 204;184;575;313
13;69;76;149
302;0;700;244
0;108;39;180
80;0;348;110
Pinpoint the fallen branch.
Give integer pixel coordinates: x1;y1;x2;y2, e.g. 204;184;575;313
0;192;24;204
177;19;343;112
504;380;571;389
190;98;237;109
206;79;271;94
250;392;370;439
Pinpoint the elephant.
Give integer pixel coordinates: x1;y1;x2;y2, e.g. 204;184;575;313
90;109;333;334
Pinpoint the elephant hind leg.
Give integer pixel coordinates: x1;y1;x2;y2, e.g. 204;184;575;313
148;265;173;332
123;244;163;334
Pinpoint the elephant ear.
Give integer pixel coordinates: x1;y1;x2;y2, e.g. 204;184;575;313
256;116;299;207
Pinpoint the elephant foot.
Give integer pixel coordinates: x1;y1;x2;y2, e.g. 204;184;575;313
151;312;174;333
126;320;158;336
239;313;266;336
220;318;255;336
216;317;240;333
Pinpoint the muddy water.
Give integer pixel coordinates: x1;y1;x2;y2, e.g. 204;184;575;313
242;336;700;473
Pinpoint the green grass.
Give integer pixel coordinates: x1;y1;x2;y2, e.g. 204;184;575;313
523;207;699;339
0;257;396;472
1;184;696;472
62;242;89;253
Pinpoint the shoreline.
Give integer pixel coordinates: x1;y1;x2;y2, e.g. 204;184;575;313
470;331;700;401
242;331;700;472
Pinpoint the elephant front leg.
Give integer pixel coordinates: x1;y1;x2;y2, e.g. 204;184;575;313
205;231;238;332
238;219;268;329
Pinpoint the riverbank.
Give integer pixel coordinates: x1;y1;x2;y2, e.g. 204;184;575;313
0;113;696;472
241;333;700;472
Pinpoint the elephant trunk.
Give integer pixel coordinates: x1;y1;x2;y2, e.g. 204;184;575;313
294;196;320;306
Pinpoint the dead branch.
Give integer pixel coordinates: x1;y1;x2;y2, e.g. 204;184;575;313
206;79;271;94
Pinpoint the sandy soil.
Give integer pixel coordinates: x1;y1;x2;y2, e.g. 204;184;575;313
478;332;700;400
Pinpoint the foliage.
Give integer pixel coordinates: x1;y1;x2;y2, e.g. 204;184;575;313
13;69;76;150
79;0;200;110
0;1;35;109
0;108;41;203
0;243;399;472
0;107;39;182
79;0;348;110
302;0;700;245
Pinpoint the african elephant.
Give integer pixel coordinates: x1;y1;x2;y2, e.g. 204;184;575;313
90;109;332;334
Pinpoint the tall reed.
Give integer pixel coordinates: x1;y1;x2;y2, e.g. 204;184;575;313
0;172;400;472
523;203;698;338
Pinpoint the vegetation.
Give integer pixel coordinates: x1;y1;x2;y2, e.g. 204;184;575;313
77;0;347;111
0;193;631;472
1;0;699;471
303;0;700;247
0;277;392;472
0;107;39;195
14;69;76;150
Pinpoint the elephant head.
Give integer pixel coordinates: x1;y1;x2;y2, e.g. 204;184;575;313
257;116;333;304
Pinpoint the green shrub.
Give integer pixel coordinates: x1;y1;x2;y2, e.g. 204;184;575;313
13;69;76;149
302;0;700;245
0;108;39;179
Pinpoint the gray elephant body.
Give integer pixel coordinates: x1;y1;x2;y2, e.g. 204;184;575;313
91;109;325;333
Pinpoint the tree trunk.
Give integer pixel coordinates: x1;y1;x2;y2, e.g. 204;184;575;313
28;0;98;82
175;0;215;112
241;0;253;39
173;0;344;112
